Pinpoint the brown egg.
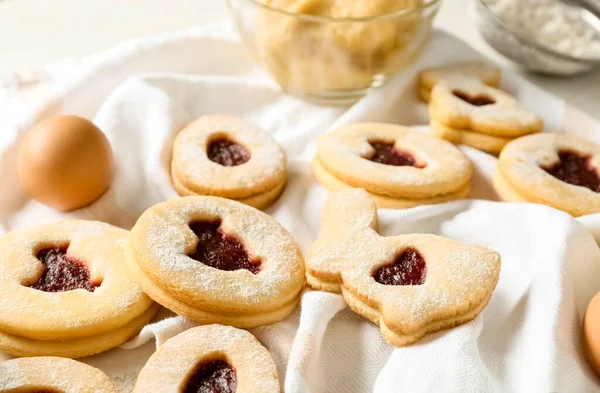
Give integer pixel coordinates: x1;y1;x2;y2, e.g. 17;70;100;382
583;291;600;376
17;115;114;211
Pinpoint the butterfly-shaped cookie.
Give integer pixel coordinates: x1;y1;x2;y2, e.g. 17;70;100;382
306;189;501;346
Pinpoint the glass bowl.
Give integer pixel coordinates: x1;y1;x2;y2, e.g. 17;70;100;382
227;0;441;104
474;0;600;76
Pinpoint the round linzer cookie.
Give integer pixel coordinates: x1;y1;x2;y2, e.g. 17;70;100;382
429;79;543;138
418;61;501;103
306;189;501;346
126;196;305;327
0;220;158;358
171;115;287;210
312;159;470;209
495;133;600;216
314;123;472;207
0;356;119;393
134;325;280;393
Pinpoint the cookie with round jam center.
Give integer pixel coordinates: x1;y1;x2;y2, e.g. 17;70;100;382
188;221;261;274
30;247;98;293
184;360;237;393
543;150;600;193
373;248;427;286
369;141;424;168
207;138;250;167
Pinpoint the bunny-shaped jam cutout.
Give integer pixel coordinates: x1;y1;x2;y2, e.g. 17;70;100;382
306;189;501;346
429;78;543;138
127;196;305;328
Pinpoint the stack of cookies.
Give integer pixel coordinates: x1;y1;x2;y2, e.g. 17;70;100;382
0;220;158;358
428;78;543;154
418;61;501;103
313;123;473;209
420;62;544;155
126;196;306;328
171;115;287;210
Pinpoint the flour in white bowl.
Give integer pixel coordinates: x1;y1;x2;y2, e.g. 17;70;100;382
484;0;600;57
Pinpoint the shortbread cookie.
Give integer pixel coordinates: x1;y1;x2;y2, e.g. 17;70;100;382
134;325;279;393
492;166;528;203
171;115;287;209
419;85;433;103
312;159;470;209
430;119;513;154
315;123;473;199
418;61;501;103
0;357;118;393
429;79;543;137
126;196;305;327
419;61;501;91
497;133;600;216
306;189;501;346
0;220;157;358
172;171;286;211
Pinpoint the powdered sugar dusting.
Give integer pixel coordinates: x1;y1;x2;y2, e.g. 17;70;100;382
131;196;304;312
430;79;543;134
0;220;153;341
0;357;118;391
317;123;472;197
134;325;279;392
307;190;501;336
172;115;286;196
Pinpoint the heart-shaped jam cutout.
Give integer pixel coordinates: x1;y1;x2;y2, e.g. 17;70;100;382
369;141;425;168
207;138;250;167
184;360;237;393
188;221;261;274
543;150;600;192
452;90;495;107
373;248;427;286
29;247;99;293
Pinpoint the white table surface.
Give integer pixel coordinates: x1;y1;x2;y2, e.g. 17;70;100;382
1;0;599;120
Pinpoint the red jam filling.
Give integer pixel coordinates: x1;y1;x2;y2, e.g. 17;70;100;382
369;141;424;168
452;90;495;107
29;390;59;393
207;138;250;167
29;247;98;293
543;150;600;192
373;248;426;286
184;360;237;393
188;221;261;274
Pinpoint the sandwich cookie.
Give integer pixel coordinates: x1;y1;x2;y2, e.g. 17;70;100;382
428;78;543;154
314;123;473;208
495;133;600;216
126;196;305;327
306;189;501;346
134;325;280;393
0;220;157;358
171;115;287;210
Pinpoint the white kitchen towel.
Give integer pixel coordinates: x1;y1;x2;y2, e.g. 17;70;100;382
2;19;600;393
